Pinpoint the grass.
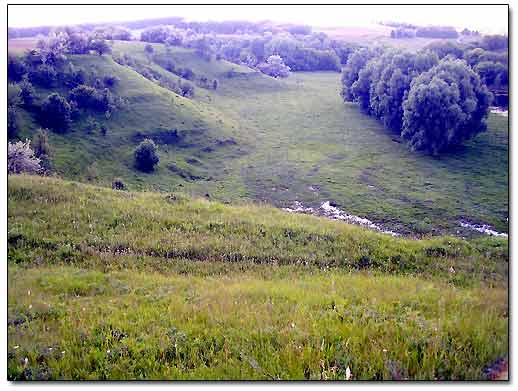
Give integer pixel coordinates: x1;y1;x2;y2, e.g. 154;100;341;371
7;175;508;380
8;39;508;236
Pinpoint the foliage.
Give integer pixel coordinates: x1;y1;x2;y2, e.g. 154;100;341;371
69;85;114;112
19;77;36;106
39;93;72;132
257;55;291;78
7;141;41;174
112;177;126;190
32;128;51;158
402;59;492;154
89;38;112;56
8;54;27;81
28;64;57;88
134;139;159;172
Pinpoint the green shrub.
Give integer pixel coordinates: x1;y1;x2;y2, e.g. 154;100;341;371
134;139;159;172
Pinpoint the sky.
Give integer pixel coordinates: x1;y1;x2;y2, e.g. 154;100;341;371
8;4;508;34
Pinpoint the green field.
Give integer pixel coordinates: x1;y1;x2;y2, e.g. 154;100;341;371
7;175;508;380
9;39;508;236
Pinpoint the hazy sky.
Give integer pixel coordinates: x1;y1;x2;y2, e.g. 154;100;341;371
8;4;508;34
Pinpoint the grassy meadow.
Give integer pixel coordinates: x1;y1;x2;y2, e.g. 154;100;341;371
7;175;509;380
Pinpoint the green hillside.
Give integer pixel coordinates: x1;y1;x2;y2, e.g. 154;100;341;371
9;38;508;236
7;175;508;380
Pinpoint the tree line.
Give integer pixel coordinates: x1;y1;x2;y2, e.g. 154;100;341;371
341;46;492;155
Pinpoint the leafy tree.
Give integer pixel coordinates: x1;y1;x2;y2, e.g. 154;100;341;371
141;26;170;43
341;48;377;101
257;55;291;78
40;93;72;132
89;38;111;55
474;61;507;86
134;139;159;172
424;41;464;59
402;59;491;154
8;140;42;174
19;77;36;106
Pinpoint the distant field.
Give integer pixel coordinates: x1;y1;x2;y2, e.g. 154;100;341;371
7;38;38;53
7;176;508;380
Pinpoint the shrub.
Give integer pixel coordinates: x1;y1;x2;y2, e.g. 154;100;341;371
257;55;291;78
178;80;195;98
8;140;41;174
40;93;72;132
89;38;111;55
112;178;126;190
29;64;57;87
134;139;159;172
70;85;113;111
103;75;120;88
19;77;36;106
144;44;154;54
8;55;27;81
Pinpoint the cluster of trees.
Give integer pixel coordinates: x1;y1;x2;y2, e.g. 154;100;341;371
341;47;492;154
112;52;197;98
8;33;125;137
138;26;348;75
257;55;291;78
390;28;415;39
422;39;508;93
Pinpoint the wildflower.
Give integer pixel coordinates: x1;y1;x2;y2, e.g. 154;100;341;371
23;357;29;367
383;349;388;353
291;322;295;328
27;290;31;296
13;345;19;349
107;349;111;354
28;304;32;309
61;351;66;355
346;366;352;380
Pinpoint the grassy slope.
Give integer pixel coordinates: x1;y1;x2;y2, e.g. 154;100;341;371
11;41;245;194
8;176;508;380
9;38;508;236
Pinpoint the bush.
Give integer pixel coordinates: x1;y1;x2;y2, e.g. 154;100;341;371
134;139;159;172
29;64;57;87
8;140;41;174
8;55;27;81
103;75;120;88
257;55;291;78
70;85;113;111
178;80;195;98
144;44;154;54
40;93;72;132
19;77;36;106
112;178;126;190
